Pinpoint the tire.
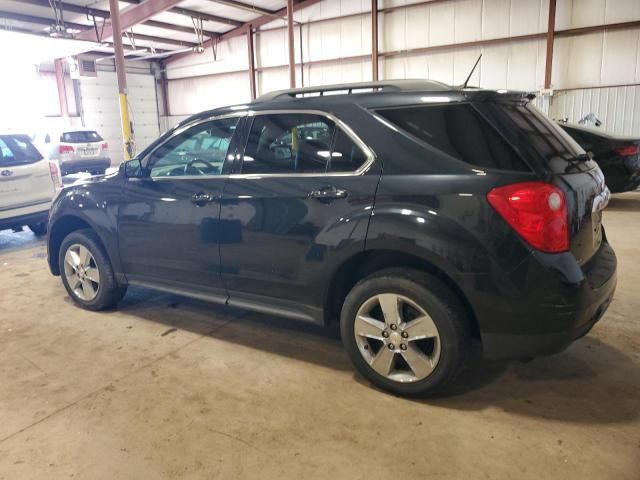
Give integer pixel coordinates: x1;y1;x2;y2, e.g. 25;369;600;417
28;222;47;236
340;268;471;397
58;229;127;311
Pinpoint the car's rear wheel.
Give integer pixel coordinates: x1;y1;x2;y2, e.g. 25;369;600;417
340;268;470;397
28;222;47;236
58;229;126;310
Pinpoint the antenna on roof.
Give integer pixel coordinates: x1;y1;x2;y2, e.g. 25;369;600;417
461;54;482;88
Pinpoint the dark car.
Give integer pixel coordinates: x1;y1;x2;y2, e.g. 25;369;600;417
47;80;617;396
560;123;640;193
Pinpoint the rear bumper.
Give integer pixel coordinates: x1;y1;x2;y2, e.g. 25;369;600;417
0;209;49;231
463;239;617;361
60;158;111;175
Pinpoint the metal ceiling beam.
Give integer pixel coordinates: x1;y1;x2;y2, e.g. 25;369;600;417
165;0;324;64
206;0;278;17
16;0;220;37
0;11;185;50
119;0;243;27
75;0;187;42
0;10;86;30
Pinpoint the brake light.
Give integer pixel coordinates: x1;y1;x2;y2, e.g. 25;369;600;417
614;145;639;157
59;145;74;154
48;161;63;190
101;142;108;150
487;182;569;253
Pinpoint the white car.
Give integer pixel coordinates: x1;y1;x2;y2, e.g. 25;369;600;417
35;127;111;176
0;133;62;235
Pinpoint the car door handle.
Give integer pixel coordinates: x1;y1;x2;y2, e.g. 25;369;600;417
309;186;349;203
191;193;216;205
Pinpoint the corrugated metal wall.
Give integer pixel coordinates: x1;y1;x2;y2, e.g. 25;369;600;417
162;0;640;136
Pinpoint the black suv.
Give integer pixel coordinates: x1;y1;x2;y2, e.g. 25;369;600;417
47;80;617;396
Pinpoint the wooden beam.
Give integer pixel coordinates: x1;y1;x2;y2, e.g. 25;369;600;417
544;0;556;89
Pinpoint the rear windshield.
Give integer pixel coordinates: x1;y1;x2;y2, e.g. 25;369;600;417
477;102;591;173
0;135;43;167
61;131;103;143
376;103;530;172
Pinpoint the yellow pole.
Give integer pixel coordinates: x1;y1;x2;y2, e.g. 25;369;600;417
109;0;134;160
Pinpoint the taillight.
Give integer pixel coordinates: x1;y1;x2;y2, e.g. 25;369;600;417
614;145;639;157
48;161;63;190
59;145;74;154
101;142;108;150
487;182;569;253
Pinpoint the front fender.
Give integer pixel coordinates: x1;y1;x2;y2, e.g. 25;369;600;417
48;180;123;276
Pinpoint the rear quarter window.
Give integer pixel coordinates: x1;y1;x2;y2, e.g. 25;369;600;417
376;103;531;172
0;135;43;167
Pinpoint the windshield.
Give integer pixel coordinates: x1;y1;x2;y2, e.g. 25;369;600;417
0;135;43;167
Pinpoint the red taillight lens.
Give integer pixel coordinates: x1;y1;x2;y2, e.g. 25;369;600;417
59;145;74;154
48;161;62;190
614;145;639;157
487;182;569;253
101;142;108;149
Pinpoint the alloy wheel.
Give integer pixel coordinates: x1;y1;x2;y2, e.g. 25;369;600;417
354;293;441;383
63;243;101;301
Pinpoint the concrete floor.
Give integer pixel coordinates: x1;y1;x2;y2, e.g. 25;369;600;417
0;193;639;480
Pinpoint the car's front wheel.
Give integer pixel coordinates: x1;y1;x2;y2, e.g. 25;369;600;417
340;268;471;397
58;229;127;310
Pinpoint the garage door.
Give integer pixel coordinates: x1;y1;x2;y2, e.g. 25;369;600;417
79;70;160;165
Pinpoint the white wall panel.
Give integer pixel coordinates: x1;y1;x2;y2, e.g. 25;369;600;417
556;0;640;30
454;0;483;43
168;72;250;115
79;71;159;165
165;35;248;80
548;86;640;137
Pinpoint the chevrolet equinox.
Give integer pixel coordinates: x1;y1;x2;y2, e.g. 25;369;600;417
47;80;617;396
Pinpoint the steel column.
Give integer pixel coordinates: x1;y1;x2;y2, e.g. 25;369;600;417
544;0;557;89
108;0;134;160
371;0;378;81
287;0;295;88
247;25;257;100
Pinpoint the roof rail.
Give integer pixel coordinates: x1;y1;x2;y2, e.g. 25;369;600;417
256;79;452;102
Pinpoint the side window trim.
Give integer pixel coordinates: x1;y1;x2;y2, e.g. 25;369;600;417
235;109;375;177
141;113;245;179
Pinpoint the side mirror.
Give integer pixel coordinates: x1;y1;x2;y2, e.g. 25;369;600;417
124;158;144;178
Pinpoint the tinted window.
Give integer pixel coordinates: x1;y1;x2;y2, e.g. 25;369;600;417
479;102;592;173
61;131;103;143
0;135;43;167
328;129;369;172
149;117;238;178
242;114;335;174
377;104;530;172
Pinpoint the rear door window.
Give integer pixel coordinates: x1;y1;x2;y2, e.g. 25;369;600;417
0;135;43;167
61;131;103;143
241;113;369;174
376;103;530;172
242;114;335;174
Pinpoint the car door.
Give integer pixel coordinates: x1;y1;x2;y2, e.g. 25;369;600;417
117;116;241;299
219;111;379;322
0;135;54;218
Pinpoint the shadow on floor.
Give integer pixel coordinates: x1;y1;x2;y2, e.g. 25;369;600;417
0;230;46;254
607;192;640;212
106;285;640;426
